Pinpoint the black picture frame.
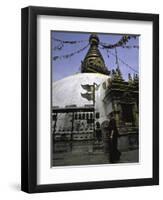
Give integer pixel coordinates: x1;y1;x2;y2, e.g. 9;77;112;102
21;6;159;193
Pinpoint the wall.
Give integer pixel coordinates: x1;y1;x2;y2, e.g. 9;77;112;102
0;0;162;199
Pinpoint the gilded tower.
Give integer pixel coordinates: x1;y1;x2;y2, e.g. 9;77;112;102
81;34;110;75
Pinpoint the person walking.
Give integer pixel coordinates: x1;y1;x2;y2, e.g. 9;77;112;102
108;112;121;163
95;122;102;142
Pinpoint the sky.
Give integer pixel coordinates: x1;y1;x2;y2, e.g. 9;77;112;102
51;31;139;81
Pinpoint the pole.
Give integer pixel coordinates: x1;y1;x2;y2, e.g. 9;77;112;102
70;112;74;151
115;47;120;69
93;83;96;140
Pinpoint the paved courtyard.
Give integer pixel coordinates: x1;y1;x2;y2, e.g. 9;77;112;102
52;141;139;167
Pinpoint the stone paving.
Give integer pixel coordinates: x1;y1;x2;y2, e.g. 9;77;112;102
52;141;139;167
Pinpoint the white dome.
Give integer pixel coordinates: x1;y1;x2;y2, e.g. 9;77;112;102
52;73;110;108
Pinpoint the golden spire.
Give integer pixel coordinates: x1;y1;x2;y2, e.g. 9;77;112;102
81;34;110;75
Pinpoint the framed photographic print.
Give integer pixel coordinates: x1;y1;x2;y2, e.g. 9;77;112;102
21;6;159;193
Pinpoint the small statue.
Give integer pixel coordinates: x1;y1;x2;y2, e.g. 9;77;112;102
133;73;139;83
128;73;133;85
115;67;123;80
111;69;116;79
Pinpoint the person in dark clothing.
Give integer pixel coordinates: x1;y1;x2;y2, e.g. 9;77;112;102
108;112;121;163
96;122;102;142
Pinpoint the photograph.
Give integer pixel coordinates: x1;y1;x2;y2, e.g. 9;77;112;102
51;31;139;167
21;6;159;193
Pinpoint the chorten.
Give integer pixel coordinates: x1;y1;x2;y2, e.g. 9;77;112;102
81;34;110;75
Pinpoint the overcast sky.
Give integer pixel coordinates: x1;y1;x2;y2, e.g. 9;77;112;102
51;31;139;81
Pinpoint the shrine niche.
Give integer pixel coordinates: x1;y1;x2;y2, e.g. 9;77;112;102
103;68;139;151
